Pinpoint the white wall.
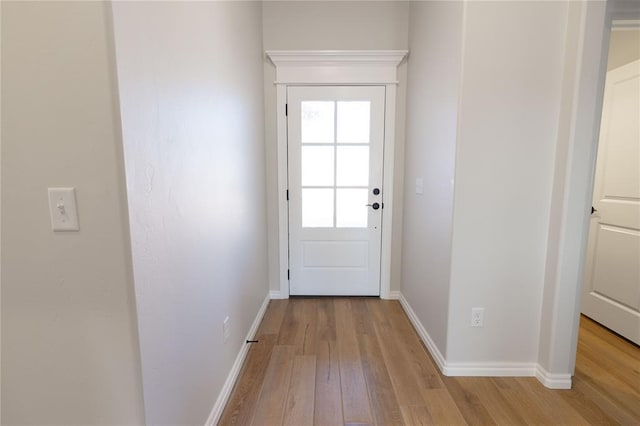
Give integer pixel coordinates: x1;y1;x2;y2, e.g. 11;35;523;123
447;1;568;365
111;2;268;424
1;2;145;424
262;1;409;295
402;1;573;369
401;1;464;356
263;1;409;50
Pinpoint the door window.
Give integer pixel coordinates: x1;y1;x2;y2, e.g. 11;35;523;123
300;100;372;228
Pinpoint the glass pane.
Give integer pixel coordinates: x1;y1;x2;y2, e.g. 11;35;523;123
302;188;334;227
337;101;370;143
337;146;369;187
337;189;368;228
302;101;335;143
302;146;334;186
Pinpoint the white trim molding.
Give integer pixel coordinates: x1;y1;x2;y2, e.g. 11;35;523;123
267;50;407;85
444;363;537;378
611;19;640;30
269;290;287;300
267;50;408;65
205;294;271;426
266;50;408;300
535;365;572;390
387;291;401;300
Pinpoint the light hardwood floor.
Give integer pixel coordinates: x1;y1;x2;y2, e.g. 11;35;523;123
219;298;640;425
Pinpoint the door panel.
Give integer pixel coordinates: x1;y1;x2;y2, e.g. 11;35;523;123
288;86;385;296
592;226;640;309
302;241;368;267
583;59;640;344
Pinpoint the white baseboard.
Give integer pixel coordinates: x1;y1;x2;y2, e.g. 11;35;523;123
386;290;401;300
398;293;447;372
269;290;288;299
398;293;568;388
535;365;572;389
205;293;271;426
443;363;536;377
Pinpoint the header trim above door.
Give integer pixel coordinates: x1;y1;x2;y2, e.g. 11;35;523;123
266;50;408;85
267;50;407;300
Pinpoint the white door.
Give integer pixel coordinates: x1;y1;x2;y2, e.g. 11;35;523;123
582;59;640;345
287;86;385;296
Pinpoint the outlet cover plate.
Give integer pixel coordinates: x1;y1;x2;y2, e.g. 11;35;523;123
223;316;231;343
471;307;484;327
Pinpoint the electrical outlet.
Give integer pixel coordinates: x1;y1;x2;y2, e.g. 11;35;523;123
471;308;484;327
223;316;231;343
415;178;424;195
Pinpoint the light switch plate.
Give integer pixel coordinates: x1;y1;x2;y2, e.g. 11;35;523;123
48;187;79;231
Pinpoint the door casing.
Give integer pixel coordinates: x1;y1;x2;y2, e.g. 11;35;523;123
266;50;407;299
538;1;640;386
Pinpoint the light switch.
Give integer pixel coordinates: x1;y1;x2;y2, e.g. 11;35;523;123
415;178;424;195
48;188;79;231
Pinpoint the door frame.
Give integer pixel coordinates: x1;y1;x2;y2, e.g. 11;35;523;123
538;0;640;387
266;50;407;299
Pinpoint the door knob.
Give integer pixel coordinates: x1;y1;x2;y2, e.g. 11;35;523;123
366;202;380;210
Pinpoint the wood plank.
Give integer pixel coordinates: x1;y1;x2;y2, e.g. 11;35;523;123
456;377;526;425
251;345;296;426
440;376;496;425
357;333;403;425
368;301;425;406
314;340;344;426
574;353;640;421
277;299;304;348
316;298;337;341
490;378;555;425
283;355;316;426
400;405;434;426
575;316;640;424
571;374;640;425
422;388;467;426
558;385;619;426
257;299;289;335
334;299;374;424
515;378;589;425
278;298;318;355
218;334;277;426
577;326;640;394
351;298;376;336
381;301;444;389
301;299;318;355
580;315;640;359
